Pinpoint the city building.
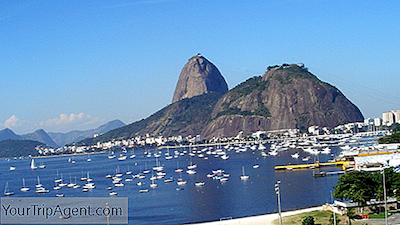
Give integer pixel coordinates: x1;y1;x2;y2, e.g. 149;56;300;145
394;110;400;124
374;117;382;127
382;111;395;126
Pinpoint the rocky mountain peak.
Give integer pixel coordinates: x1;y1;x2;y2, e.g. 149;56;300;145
262;63;315;82
202;63;364;137
172;54;228;103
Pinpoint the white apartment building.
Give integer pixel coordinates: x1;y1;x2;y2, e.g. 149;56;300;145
382;111;396;126
374;117;382;127
394;110;400;123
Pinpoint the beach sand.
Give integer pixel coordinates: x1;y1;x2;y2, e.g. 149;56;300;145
190;206;323;225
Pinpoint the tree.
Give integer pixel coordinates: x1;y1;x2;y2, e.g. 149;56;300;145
345;208;355;225
333;171;376;207
379;132;400;144
390;123;400;133
302;215;315;225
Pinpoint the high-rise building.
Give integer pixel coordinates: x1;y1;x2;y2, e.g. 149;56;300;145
394;110;400;124
374;117;382;127
382;111;395;126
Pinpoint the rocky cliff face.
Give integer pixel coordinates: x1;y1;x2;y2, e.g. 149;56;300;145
202;64;364;137
172;54;228;103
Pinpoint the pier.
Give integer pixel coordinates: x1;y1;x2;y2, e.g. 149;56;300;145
313;171;346;177
274;161;350;171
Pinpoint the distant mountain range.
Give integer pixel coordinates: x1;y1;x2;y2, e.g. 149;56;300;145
48;119;125;146
0;119;125;148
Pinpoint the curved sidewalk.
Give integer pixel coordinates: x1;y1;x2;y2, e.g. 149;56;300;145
190;206;323;225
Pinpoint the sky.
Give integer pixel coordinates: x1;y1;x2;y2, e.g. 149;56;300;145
1;0;400;134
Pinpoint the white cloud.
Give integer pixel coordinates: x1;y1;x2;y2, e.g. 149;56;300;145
4;115;23;128
38;113;106;132
2;113;106;134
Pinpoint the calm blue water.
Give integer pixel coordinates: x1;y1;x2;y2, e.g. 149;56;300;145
1;145;342;224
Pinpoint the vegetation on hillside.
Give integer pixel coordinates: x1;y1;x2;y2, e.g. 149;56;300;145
270;64;320;84
379;124;400;144
215;76;271;118
79;92;223;145
0;140;42;158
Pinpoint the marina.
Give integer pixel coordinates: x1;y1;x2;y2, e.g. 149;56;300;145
0;134;386;224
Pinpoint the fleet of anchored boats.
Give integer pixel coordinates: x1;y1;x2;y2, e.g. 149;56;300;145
3;132;382;197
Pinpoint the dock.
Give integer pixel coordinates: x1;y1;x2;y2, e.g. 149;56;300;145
274;161;350;171
313;171;346;177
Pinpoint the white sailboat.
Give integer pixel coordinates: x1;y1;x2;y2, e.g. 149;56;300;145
175;161;183;173
165;147;173;160
268;150;278;156
20;178;30;192
186;169;196;175
143;162;151;174
152;158;164;171
55;170;63;183
30;159;37;170
73;177;80;188
67;174;75;187
36;187;49;193
177;173;187;186
253;164;260;169
291;152;300;158
4;182;14;196
130;150;136;158
195;174;205;186
258;143;267;150
36;176;43;188
221;154;229;160
187;159;197;170
150;179;158;188
321;147;331;154
35;176;49;193
38;160;46;169
108;151;116;159
240;167;249;180
118;154;127;161
53;181;61;190
195;181;205;186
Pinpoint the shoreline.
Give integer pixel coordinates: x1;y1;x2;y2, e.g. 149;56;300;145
189;206;323;225
31;151;107;159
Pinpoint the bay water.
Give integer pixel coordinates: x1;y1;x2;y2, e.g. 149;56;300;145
1;145;342;224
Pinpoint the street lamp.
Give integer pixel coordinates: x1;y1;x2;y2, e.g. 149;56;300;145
381;168;388;225
275;180;282;225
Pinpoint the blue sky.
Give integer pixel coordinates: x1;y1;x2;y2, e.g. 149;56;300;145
1;0;399;134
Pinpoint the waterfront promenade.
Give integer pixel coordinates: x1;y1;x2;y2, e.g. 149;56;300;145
191;206;323;225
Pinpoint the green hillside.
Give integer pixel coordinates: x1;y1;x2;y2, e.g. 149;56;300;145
79;92;223;146
0;140;43;158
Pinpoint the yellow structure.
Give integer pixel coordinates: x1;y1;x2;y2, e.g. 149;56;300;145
274;161;350;171
357;151;392;157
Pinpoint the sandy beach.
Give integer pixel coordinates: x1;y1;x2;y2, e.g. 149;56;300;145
190;206;323;225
